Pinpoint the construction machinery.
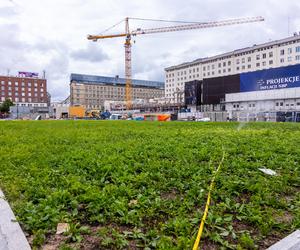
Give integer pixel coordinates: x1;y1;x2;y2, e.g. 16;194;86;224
88;16;264;110
85;109;101;119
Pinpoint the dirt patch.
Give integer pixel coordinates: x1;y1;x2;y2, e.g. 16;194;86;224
201;239;219;250
160;189;179;200
274;211;294;224
258;232;284;249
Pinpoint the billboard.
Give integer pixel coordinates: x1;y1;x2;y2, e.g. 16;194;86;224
202;74;240;104
185;80;201;105
18;71;39;78
240;64;300;92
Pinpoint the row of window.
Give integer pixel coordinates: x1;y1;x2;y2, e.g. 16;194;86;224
1;92;44;97
166;45;300;79
232;102;300;109
0;81;44;88
1;86;44;92
0;97;45;103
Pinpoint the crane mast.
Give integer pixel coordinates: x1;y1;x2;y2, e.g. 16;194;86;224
124;18;132;109
88;16;264;110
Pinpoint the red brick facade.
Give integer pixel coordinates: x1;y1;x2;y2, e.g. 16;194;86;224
0;75;47;104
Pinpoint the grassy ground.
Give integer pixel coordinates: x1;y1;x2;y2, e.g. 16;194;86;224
0;121;299;249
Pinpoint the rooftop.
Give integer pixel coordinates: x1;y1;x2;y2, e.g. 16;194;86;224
70;73;164;89
165;33;300;71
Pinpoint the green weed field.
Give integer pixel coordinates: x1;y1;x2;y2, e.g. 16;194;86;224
0;121;299;249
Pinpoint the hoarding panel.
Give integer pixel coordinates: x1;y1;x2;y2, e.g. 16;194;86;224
202;74;240;104
185;80;201;105
240;64;300;92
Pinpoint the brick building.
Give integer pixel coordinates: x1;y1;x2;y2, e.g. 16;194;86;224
0;74;48;107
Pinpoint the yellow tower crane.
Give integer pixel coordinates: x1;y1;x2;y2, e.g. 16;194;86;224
88;16;264;110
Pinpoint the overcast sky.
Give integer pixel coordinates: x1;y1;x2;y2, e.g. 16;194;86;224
1;0;300;101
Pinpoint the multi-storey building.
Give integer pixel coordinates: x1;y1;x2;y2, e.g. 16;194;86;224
165;33;300;103
70;74;164;109
0;73;48;107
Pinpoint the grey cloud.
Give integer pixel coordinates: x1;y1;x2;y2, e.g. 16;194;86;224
0;6;17;17
71;43;109;63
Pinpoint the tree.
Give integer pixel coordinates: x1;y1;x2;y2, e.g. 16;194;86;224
0;99;14;113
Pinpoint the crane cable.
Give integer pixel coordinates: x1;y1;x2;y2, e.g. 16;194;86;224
98;18;125;35
128;17;208;24
193;151;226;250
96;17;208;36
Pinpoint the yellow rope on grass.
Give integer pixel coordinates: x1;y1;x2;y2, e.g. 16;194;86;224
192;151;226;250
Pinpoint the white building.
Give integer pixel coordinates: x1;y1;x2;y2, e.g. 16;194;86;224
165;33;300;103
226;88;300;114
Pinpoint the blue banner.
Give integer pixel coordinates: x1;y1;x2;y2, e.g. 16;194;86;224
240;64;300;92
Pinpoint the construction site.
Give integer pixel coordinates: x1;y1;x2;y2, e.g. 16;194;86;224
1;1;300;249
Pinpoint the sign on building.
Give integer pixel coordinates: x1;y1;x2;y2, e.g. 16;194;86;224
18;72;39;78
240;64;300;92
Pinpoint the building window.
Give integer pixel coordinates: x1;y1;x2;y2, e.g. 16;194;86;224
288;48;292;54
248;64;251;69
218;63;221;68
262;53;266;59
256;62;260;67
242;58;245;63
228;61;231;66
218;70;221;74
296;55;300;61
223;69;226;73
262;61;266;66
296;46;300;53
236;59;240;64
15;82;18;86
242;65;245;70
247;57;251;62
269;60;273;64
280;58;284;63
223;62;226;67
280;102;283;106
8;81;11;85
228;68;231;72
256;54;260;60
236;66;240;70
280;49;285;55
288;56;292;62
269;51;273;57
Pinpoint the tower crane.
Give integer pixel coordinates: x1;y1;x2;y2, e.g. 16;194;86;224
88;16;264;110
